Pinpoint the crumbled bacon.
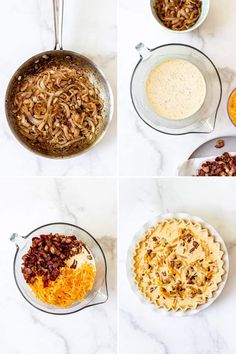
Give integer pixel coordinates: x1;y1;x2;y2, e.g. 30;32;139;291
22;234;84;287
215;139;225;149
70;259;78;269
197;152;236;176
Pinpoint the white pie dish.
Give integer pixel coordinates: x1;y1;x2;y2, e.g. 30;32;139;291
126;212;229;317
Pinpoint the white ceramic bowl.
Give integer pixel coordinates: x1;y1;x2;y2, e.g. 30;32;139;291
150;0;210;33
126;212;229;317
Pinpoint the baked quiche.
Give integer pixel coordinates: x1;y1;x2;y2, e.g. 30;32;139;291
133;218;225;311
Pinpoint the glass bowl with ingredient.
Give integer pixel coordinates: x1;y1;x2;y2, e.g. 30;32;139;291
150;0;210;33
227;88;236;126
130;43;222;135
11;222;108;315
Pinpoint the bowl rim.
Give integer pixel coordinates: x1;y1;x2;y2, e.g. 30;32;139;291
13;221;108;315
126;212;229;317
150;0;210;34
130;42;222;135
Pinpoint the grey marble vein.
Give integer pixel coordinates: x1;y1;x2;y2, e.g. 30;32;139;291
121;309;168;354
134;120;164;175
53;179;79;224
30;313;71;354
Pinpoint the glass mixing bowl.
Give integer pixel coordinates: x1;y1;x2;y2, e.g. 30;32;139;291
130;43;222;135
11;222;108;315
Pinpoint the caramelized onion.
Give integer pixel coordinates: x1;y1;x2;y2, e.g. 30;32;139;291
12;64;104;156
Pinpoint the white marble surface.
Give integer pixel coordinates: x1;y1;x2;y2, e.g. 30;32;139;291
0;0;116;176
119;0;236;176
119;178;236;354
0;178;117;354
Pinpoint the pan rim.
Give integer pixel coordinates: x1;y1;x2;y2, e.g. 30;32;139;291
5;49;114;160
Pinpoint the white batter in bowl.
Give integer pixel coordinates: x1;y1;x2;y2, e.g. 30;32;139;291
146;58;206;120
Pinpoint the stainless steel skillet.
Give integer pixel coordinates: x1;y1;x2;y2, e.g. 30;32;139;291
5;0;113;158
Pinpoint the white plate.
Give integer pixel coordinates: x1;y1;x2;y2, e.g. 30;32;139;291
126;212;229;317
189;136;236;159
178;151;236;176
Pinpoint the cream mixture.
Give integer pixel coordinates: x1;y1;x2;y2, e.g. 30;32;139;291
146;58;206;120
66;244;95;269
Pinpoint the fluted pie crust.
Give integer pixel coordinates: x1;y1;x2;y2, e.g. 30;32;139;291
133;219;225;312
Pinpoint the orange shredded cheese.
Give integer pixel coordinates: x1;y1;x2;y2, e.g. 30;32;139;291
228;89;236;125
30;263;96;307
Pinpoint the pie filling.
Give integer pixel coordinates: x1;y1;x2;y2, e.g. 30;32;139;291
133;219;225;311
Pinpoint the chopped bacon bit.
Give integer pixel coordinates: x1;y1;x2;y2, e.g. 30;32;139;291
197;152;236;176
215;139;225;149
22;234;84;287
70;259;78;269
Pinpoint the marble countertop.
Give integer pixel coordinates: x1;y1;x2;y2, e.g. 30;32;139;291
119;178;236;354
0;178;117;354
119;0;236;176
0;0;117;176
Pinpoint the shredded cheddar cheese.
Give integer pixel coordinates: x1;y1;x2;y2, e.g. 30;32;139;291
30;263;96;307
228;89;236;125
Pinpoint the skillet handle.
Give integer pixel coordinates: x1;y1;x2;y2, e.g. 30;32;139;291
53;0;64;50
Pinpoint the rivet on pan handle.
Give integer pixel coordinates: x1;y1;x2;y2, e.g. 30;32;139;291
53;0;64;50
